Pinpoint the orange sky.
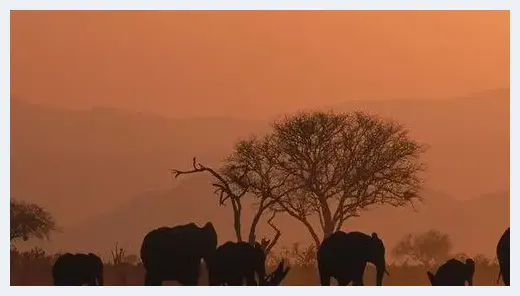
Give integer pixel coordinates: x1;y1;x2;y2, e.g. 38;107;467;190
9;10;510;268
10;10;509;119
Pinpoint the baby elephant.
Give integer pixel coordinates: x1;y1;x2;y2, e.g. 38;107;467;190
52;253;104;286
427;258;475;286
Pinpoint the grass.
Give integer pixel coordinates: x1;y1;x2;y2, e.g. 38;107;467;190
10;247;502;286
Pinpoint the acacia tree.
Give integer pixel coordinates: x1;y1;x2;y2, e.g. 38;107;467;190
172;110;426;250
392;229;453;268
269;111;426;246
10;199;58;243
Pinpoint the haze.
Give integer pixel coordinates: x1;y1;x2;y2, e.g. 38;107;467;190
11;10;508;118
10;10;509;260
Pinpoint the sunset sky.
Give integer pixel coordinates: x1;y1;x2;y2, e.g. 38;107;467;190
11;10;509;119
9;10;510;262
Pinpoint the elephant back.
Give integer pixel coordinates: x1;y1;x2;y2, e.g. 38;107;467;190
340;231;382;257
140;223;209;268
497;227;510;257
436;258;465;275
52;252;103;285
433;258;473;285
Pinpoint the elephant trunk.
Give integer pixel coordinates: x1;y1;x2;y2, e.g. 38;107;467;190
375;262;388;286
257;263;267;285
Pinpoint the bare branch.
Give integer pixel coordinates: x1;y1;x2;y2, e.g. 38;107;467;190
263;211;281;254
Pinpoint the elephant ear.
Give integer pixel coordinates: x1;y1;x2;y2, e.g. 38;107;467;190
203;222;215;231
202;222;218;249
465;258;476;274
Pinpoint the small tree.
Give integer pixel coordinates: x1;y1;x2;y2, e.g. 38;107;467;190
10;199;58;243
392;229;453;269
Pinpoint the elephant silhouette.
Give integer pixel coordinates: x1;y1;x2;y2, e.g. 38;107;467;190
317;231;390;286
52;253;103;286
264;259;291;286
426;258;475;286
140;222;218;285
208;241;291;286
496;227;510;286
208;241;267;286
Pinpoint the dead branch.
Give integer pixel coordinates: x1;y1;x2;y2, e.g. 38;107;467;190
263;211;281;255
171;157;248;204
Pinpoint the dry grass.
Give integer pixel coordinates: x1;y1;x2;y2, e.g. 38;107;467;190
10;247;502;286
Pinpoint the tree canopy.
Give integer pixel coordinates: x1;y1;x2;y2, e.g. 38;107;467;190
10;199;58;243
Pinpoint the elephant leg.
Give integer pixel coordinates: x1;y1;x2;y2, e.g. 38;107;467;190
87;275;98;286
336;276;351;286
53;278;66;286
351;263;365;286
319;271;331;286
352;273;364;286
245;271;257;286
144;271;162;286
503;266;510;286
178;265;200;286
227;276;243;286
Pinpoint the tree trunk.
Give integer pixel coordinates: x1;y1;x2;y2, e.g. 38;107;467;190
248;210;263;244
319;198;334;240
231;199;243;242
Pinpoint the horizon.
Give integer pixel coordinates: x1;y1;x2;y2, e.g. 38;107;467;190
10;87;510;121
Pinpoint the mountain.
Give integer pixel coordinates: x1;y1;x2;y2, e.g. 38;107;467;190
38;174;509;260
11;88;509;253
11;99;268;227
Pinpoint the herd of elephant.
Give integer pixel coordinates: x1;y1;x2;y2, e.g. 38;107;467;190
51;223;510;286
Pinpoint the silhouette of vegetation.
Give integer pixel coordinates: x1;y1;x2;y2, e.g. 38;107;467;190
171;137;286;253
278;242;317;267
10;245;504;286
10;199;58;243
392;229;453;269
173;110;427;249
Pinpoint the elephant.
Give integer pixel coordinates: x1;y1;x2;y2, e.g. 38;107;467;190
317;231;390;286
140;222;218;285
208;241;291;286
208;241;267;286
264;260;291;286
426;258;475;286
52;253;104;286
496;227;510;286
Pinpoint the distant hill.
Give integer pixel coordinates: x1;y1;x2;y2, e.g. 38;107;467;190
11;89;509;253
11;99;268;226
39;172;509;260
